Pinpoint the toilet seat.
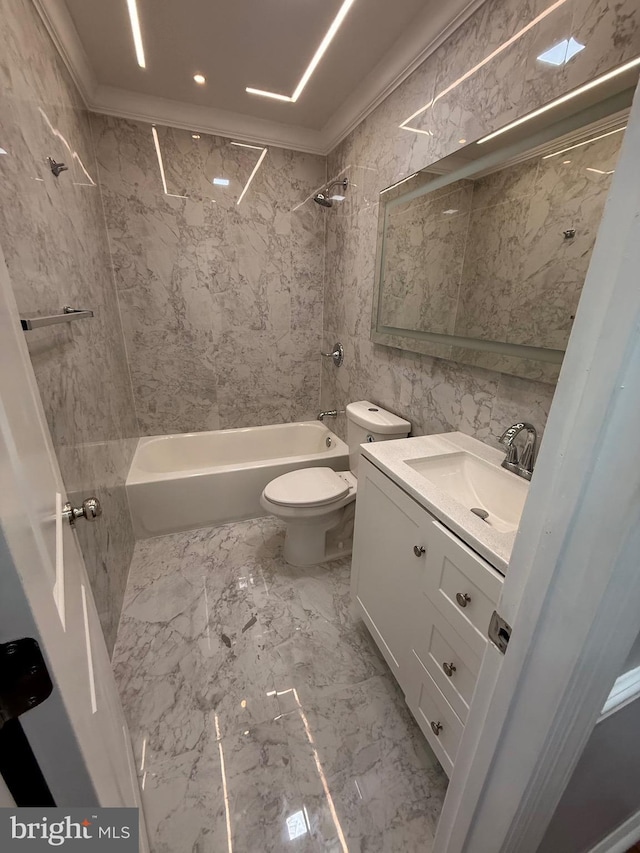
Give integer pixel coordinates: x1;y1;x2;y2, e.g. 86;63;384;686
263;467;351;508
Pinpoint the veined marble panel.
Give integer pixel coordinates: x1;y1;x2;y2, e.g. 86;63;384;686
94;116;326;436
322;0;638;450
0;0;138;653
112;518;447;852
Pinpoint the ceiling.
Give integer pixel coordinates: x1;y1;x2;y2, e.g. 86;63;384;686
35;0;486;154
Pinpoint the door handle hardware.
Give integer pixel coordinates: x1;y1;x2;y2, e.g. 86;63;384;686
456;592;471;608
62;497;102;527
442;662;456;677
430;720;443;736
0;639;53;729
413;545;425;557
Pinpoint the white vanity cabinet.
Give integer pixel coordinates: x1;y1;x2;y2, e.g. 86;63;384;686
351;456;504;776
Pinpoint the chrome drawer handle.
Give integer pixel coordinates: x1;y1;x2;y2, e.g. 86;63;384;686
456;592;471;608
430;720;443;736
413;545;425;557
442;662;456;677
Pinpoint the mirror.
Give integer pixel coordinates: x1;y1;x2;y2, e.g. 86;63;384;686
372;70;639;383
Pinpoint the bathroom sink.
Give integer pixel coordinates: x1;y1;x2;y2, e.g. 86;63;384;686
405;451;529;533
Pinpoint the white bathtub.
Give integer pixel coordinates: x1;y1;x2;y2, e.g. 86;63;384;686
126;421;349;538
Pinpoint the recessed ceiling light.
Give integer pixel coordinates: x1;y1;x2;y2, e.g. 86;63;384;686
563;159;572;164
213;177;230;186
537;36;585;66
246;0;356;103
477;56;640;145
126;0;146;68
443;209;459;215
192;133;201;139
194;74;206;85
458;138;467;144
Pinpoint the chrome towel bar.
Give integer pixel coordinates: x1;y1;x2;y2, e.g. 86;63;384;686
20;306;94;331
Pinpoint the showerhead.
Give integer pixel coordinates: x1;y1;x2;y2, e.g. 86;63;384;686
313;177;348;207
313;192;333;208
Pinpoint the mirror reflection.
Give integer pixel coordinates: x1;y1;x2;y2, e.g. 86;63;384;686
372;80;637;383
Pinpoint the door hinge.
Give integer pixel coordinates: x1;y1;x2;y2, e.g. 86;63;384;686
0;638;53;729
488;610;512;655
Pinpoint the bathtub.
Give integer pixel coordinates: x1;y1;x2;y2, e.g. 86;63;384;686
126;421;349;538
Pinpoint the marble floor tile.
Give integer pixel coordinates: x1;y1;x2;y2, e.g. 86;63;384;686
112;517;448;852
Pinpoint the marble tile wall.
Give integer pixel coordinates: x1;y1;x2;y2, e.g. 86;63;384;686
0;0;139;653
93;117;327;435
454;129;622;350
320;0;640;449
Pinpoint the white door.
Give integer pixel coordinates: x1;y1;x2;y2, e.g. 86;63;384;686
0;244;148;850
434;83;640;851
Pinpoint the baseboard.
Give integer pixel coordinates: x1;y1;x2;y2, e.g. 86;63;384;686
587;810;640;853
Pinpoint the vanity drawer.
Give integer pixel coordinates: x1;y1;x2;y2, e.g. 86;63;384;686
413;598;482;723
407;654;462;777
421;518;503;657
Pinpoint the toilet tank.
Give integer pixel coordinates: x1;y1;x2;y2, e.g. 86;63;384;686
346;401;411;475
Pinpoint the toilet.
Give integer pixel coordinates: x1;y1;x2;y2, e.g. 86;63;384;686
260;401;410;566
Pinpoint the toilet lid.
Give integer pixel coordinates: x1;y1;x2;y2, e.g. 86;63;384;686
264;467;350;508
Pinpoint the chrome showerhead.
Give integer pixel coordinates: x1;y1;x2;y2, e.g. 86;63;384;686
313;192;333;207
313;177;348;207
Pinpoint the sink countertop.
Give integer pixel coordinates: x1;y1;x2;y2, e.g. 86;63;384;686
361;432;525;575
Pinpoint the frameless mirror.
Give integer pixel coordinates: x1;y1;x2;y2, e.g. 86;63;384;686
371;66;639;383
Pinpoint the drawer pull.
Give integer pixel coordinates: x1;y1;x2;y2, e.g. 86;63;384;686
456;592;471;608
442;662;456;677
413;545;425;557
430;720;443;736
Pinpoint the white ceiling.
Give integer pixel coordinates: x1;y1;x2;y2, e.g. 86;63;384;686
35;0;487;154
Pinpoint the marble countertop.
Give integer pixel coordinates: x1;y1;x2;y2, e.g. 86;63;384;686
361;432;527;575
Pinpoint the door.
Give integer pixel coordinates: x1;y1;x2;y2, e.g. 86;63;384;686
0;244;148;849
434;82;640;852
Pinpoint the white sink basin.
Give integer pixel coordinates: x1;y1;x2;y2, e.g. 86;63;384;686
405;451;529;533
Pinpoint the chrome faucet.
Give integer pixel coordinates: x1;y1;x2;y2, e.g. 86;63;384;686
317;410;338;422
498;422;537;481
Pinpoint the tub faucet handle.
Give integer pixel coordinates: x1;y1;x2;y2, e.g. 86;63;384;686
321;342;344;367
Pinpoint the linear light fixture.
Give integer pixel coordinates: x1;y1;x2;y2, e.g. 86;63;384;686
237;147;268;205
126;0;146;68
477;57;640;145
245;87;293;102
246;0;356;103
399;0;571;135
541;124;627;159
586;167;615;175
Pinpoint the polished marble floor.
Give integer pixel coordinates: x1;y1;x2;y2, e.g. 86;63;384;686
112;517;448;852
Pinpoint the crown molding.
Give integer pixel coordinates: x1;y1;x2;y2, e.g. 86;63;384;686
320;0;487;153
32;0;97;103
33;0;487;156
91;85;326;154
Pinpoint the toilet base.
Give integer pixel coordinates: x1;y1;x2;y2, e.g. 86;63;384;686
283;503;355;567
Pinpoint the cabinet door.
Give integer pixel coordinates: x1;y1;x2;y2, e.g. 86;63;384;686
352;459;430;691
419;518;503;657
